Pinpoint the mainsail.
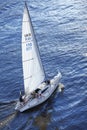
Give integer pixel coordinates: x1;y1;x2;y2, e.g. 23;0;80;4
22;3;45;95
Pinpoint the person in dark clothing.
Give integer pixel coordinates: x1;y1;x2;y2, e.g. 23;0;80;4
19;91;24;102
35;88;41;97
45;80;50;85
35;88;41;93
31;88;41;98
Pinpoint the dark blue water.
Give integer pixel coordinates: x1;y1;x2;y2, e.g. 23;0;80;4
0;0;87;130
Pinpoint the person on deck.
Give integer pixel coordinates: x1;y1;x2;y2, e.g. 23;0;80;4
19;91;24;102
31;88;41;98
45;80;50;85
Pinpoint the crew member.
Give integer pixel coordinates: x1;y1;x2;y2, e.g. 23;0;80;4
19;91;24;102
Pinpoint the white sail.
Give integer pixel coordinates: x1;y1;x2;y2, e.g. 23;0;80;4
22;3;45;95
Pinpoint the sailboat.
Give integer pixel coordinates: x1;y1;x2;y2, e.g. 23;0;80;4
15;2;62;112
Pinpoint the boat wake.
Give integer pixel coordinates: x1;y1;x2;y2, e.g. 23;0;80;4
83;53;87;57
0;100;17;106
0;100;18;129
58;83;65;92
0;112;17;129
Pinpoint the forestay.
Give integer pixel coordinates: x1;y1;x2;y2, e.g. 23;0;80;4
22;3;45;95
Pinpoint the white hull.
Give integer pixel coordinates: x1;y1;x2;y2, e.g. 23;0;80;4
15;72;62;112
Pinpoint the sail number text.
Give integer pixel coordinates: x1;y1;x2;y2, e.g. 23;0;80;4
24;33;32;51
26;43;32;51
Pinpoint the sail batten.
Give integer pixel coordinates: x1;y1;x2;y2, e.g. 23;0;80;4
23;58;34;62
22;41;33;44
24;76;32;80
23;21;30;22
22;3;45;95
